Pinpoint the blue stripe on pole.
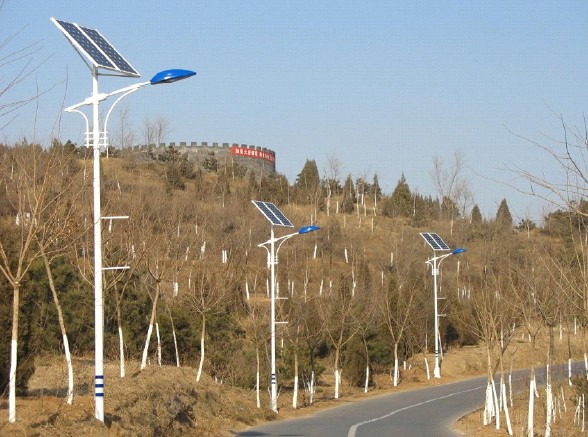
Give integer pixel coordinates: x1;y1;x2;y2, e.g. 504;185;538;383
96;384;104;388
96;392;104;397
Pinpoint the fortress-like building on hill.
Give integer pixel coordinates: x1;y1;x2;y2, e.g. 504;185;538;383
131;141;276;175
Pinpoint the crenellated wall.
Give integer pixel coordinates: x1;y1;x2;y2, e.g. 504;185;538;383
131;141;276;175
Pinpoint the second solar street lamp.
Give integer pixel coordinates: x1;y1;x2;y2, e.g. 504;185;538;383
252;200;319;412
53;17;195;422
420;232;466;379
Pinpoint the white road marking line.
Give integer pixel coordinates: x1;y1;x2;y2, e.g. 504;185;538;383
347;384;485;437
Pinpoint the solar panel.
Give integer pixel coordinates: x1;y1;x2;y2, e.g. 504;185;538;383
80;26;138;75
51;18;139;77
252;200;294;227
420;232;450;251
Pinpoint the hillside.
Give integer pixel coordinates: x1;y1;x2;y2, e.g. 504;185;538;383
1;146;587;436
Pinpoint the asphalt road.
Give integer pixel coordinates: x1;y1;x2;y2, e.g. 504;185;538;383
235;363;581;437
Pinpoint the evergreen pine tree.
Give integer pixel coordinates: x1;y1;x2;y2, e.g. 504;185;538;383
389;173;412;218
471;204;483;224
340;174;356;213
295;159;321;205
495;199;513;228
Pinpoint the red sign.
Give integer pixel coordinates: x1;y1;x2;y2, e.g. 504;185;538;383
231;146;275;163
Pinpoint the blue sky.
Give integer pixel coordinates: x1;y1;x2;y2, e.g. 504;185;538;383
2;1;588;222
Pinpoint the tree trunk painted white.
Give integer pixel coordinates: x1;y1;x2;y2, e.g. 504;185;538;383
393;342;399;387
546;383;553;437
172;328;180;367
43;254;75;403
293;351;299;409
256;346;261;408
569;358;573;386
585;352;588;379
9;338;17;422
484;382;494;426
118;326;126;378
501;379;513;435
334;368;341;399
141;323;154;370
499;376;504;412
155;322;162;366
310;371;315;404
364;365;369;393
582;393;586;432
62;334;74;404
141;286;159;370
527;377;535;437
492;380;500;430
508;372;513;407
483;349;494;427
196;315;206;382
424;355;431;380
166;309;180;367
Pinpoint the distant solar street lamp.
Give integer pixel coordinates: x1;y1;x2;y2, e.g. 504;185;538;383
252;200;319;412
52;17;195;422
420;232;466;379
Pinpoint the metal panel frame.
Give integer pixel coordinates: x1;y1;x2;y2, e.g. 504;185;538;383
51;18;139;77
252;200;294;227
420;232;450;251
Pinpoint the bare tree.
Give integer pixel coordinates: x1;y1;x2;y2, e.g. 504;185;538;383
463;248;515;434
380;257;419;387
353;284;378;393
143;115;169;147
32;143;85;403
110;102;135;154
324;153;342;216
317;273;360;399
142;116;155;147
430;149;472;233
187;259;230;382
0;144;74;422
507;115;588;215
241;290;267;408
0;1;45;131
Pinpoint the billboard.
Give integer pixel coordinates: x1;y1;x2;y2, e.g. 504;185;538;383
231;145;275;163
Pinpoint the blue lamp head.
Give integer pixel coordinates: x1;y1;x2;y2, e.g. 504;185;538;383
150;69;196;85
452;248;467;255
298;225;320;234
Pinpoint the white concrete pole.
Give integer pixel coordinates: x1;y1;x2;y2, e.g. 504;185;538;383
270;225;278;412
432;256;441;378
92;68;105;422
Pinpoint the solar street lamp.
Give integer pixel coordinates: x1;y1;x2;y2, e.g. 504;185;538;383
420;232;466;379
252;200;319;412
53;17;195;422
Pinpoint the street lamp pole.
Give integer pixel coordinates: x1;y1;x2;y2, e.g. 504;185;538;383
258;225;319;412
426;247;466;379
65;68;195;422
91;66;105;421
269;226;277;410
